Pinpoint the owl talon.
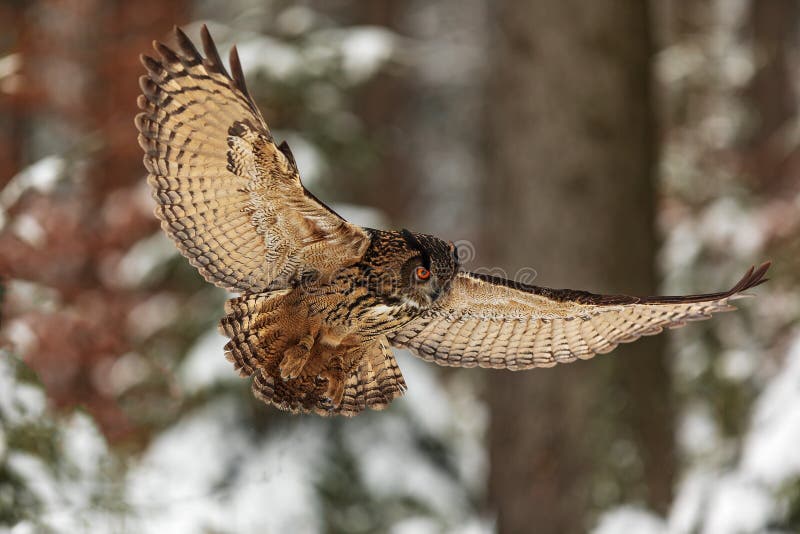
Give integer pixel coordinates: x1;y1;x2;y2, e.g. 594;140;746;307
280;334;314;379
324;379;345;408
320;367;345;407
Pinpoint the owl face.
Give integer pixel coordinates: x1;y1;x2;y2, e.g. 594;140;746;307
360;229;458;310
392;230;459;309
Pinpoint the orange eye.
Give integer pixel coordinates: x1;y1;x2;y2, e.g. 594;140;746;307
415;266;431;281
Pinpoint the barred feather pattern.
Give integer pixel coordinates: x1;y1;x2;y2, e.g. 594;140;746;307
388;263;770;369
136;25;368;292
219;290;406;416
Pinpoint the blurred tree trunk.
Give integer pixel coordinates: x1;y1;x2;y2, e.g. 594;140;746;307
744;0;799;195
351;1;417;224
482;2;674;533
0;2;25;192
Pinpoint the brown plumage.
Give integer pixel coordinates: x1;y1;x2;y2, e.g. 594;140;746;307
135;25;770;416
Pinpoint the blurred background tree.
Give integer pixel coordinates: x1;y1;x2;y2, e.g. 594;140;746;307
482;2;672;532
1;0;798;533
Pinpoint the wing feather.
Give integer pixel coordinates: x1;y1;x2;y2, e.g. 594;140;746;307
388;262;770;369
136;25;369;292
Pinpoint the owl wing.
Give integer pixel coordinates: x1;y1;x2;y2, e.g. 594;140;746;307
135;26;369;292
388;263;770;369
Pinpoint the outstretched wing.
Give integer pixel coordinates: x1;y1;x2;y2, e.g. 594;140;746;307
388;263;770;369
135;25;369;292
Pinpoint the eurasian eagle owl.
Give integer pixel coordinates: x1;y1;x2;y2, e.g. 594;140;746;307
135;26;769;416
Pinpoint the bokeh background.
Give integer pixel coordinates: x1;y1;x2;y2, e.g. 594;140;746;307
1;1;799;533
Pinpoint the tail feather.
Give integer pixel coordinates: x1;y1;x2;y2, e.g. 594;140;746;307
338;338;407;416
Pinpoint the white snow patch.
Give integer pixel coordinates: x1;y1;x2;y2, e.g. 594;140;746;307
0;356;47;424
397;352;453;436
698;198;765;257
390;517;440;534
345;415;467;521
5;318;38;354
593;505;665;534
660;219;702;272
741;333;800;486
126;399;324;533
0;358;117;532
276;6;317;36
0;52;21;79
715;349;756;382
115;232;178;288
330;203;390;229
126;293;179;340
337;27;396;83
719;47;754;87
446;375;489;491
667;470;717;534
12;155;65;192
7;452;62;509
701;473;774;534
107;352;150;395
342;353;485;525
678;403;720;458
8;446;115;530
656;43;705;85
236;35;304;80
306;26;396;84
178;329;236;393
3;279;60;314
9;520;38;533
612;332;800;534
273;132;324;185
0;155;66;228
11;213;46;247
61;412;108;480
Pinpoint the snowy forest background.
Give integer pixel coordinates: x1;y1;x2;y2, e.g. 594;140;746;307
1;0;799;533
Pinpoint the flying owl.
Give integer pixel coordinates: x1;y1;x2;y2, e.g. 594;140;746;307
135;26;770;416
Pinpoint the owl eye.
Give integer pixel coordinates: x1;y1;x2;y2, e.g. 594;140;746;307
415;266;431;281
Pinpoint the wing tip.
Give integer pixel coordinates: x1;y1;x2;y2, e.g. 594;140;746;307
729;260;771;296
140;23;258;111
637;260;772;305
139;53;161;74
199;23;228;75
138;74;157;97
153;39;180;64
228;45;251;99
173;25;202;63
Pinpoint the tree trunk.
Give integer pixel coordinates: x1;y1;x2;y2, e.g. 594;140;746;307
744;0;799;195
482;2;674;532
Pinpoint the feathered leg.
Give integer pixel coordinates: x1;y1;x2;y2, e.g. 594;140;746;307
279;310;321;379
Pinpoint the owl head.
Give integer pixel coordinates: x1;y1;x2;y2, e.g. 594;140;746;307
363;229;458;309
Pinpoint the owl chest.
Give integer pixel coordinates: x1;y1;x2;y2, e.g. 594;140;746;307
303;283;416;340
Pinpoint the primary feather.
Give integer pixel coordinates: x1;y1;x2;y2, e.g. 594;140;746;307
136;25;368;293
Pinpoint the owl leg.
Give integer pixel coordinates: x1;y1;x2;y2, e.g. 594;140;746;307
280;334;314;379
279;314;322;379
320;355;346;408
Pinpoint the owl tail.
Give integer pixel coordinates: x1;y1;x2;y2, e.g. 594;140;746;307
219;292;407;416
